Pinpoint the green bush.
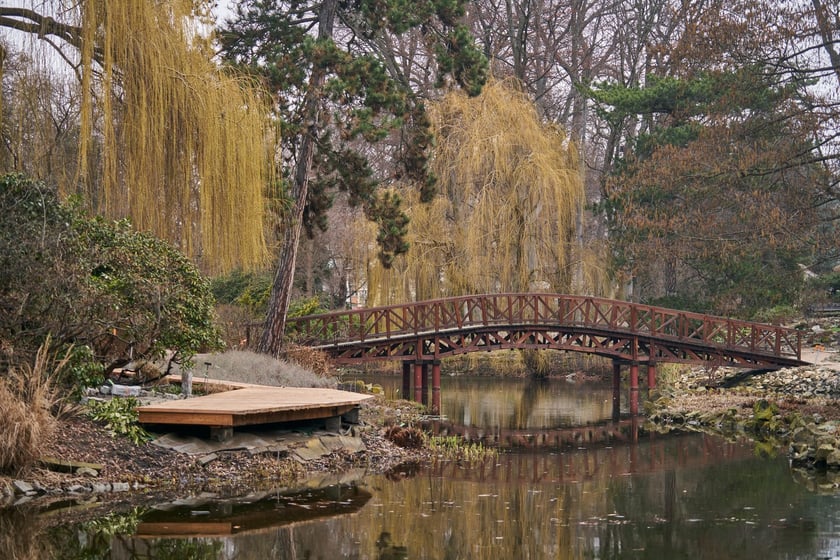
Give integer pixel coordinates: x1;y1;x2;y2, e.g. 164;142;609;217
86;397;152;444
0;173;223;383
211;268;274;316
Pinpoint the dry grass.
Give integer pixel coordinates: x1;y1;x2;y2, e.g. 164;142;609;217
0;340;67;474
173;350;336;388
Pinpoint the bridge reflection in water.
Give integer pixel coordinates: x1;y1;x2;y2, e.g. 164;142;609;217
102;434;785;560
289;293;807;415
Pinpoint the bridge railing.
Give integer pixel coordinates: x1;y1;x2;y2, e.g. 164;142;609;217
286;293;802;359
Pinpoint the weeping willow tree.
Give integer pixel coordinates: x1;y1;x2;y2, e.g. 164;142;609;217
0;1;272;272
356;78;586;306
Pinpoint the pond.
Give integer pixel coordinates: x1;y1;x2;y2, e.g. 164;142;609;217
4;375;840;559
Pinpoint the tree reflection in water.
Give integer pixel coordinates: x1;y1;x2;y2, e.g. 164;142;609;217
7;377;840;559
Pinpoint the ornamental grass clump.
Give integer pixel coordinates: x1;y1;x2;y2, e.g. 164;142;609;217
173;350;336;388
0;340;66;474
427;435;499;464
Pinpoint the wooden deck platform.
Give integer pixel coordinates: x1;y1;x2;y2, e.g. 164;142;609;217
137;386;372;430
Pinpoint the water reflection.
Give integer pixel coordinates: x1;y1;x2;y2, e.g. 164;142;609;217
10;434;836;559
136;483;371;538
6;377;840;559
362;374;618;428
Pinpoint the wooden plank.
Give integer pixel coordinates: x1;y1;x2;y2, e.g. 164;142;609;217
39;456;104;473
137;411;235;426
137;387;372;428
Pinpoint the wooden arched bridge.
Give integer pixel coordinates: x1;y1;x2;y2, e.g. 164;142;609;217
287;293;807;414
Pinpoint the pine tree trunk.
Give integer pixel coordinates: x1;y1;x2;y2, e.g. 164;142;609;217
257;0;337;357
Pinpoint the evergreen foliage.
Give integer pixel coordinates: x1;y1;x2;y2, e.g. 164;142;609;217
590;64;834;316
0;173;223;376
219;0;488;267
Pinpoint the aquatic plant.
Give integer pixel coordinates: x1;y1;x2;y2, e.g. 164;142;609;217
426;435;498;464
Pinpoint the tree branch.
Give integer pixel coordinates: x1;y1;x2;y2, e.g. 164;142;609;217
0;8;84;50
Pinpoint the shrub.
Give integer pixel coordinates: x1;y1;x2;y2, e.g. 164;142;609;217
211;268;274;316
283;344;332;377
0;173;223;382
384;425;425;449
86;398;152;444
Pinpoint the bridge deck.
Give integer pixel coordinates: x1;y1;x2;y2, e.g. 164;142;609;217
137;386;372;428
286;293;805;368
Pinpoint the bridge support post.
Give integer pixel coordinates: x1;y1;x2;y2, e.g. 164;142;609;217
647;362;657;392
414;362;423;403
432;361;441;414
421;363;430;406
629;363;640;416
612;361;621;421
402;362;411;400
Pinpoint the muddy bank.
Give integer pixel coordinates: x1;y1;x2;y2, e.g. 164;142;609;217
0;396;429;509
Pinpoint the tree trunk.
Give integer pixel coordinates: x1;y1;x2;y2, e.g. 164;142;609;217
812;0;840;88
258;0;337;357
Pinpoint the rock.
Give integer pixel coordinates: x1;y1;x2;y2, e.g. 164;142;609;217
814;443;835;463
790;442;811;461
111;384;141;397
792;427;814;444
827;450;840;469
76;467;99;478
198;453;219;466
12;480;35;495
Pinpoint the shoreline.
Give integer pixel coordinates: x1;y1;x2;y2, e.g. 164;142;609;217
3;339;838;509
0;396;431;510
645;358;840;482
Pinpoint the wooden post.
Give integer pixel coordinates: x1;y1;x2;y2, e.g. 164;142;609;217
431;361;442;415
648;342;657;391
183;369;193;398
612;361;621;421
421;362;430;406
629;363;639;416
413;362;423;403
402;361;411;401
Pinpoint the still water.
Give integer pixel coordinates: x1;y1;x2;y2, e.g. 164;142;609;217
7;376;840;559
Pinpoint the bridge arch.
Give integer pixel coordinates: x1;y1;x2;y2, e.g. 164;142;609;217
287;293;806;415
288;293;804;369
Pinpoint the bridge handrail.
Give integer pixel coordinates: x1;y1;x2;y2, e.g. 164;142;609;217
286;293;802;360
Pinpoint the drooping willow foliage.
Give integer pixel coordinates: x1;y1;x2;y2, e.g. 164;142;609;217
21;1;273;273
358;78;586;305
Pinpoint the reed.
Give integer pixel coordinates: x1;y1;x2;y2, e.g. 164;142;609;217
0;339;67;474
